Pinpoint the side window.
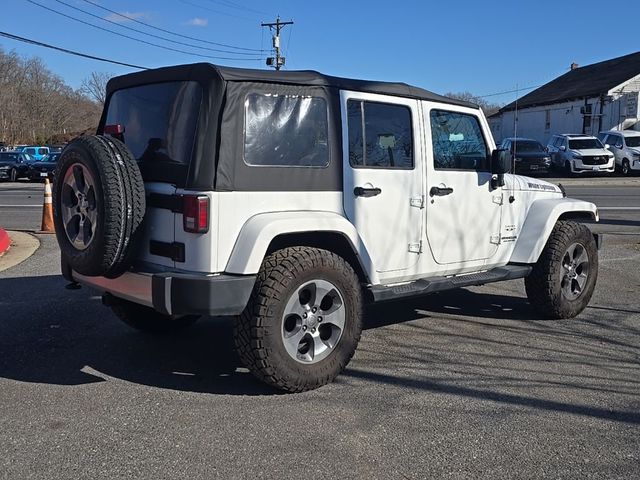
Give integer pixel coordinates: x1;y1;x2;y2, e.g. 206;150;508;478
244;93;329;167
347;100;414;169
430;110;489;170
613;135;623;148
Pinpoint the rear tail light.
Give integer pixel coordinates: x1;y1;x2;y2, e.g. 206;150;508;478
183;195;209;233
104;124;124;135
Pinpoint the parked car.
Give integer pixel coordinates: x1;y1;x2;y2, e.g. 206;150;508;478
0;151;31;181
547;134;614;174
54;63;600;392
28;152;60;181
598;130;640;175
21;146;50;161
499;137;551;174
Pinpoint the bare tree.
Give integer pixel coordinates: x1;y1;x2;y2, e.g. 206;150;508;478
0;46;102;145
444;91;502;117
80;71;112;105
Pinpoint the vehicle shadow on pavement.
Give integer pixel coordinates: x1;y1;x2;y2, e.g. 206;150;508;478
356;288;640;425
0;274;275;396
1;275;638;414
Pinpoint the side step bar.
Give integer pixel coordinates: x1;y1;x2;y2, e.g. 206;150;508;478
369;264;532;302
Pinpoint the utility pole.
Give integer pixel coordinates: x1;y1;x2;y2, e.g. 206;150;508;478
261;16;293;71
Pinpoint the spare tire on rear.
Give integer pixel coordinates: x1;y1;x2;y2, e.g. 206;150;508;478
53;135;145;278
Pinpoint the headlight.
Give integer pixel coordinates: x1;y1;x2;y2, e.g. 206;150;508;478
514;157;522;162
543;157;551;164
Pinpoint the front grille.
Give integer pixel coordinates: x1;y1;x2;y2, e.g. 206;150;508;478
581;156;609;165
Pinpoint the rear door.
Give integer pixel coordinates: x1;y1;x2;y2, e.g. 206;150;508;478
103;81;203;269
341;91;423;274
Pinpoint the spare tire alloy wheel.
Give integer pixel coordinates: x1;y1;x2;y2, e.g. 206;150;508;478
61;164;98;250
53;135;145;278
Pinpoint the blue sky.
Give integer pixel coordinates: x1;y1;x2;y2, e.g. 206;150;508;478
2;0;639;105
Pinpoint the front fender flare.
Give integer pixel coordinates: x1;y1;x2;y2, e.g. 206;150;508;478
510;198;598;264
224;211;378;284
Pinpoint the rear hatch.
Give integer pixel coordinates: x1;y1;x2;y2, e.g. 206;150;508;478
101;80;206;270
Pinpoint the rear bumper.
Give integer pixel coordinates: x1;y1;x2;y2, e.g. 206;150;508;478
63;258;255;316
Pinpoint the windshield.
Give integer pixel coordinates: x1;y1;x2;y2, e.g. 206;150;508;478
513;140;545;153
625;136;640;148
569;139;603;150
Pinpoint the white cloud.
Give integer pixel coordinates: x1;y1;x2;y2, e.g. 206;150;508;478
104;11;150;23
183;17;208;27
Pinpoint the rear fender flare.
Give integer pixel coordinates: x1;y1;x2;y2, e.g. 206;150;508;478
225;211;379;284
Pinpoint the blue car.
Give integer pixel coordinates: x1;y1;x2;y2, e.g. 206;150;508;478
21;146;50;161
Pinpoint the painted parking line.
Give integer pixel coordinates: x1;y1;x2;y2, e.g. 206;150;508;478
0;204;41;207
597;207;640;210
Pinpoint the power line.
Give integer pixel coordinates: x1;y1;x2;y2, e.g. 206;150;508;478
178;0;255;22
478;84;542;99
53;0;260;56
79;0;262;52
203;0;268;16
0;30;148;69
24;0;262;61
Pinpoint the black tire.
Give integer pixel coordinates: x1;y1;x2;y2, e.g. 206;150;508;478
53;135;145;278
564;161;572;176
9;168;17;182
234;247;363;392
110;299;199;334
525;221;598;319
621;159;630;175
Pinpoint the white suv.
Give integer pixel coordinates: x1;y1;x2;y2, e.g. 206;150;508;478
547;134;614;174
53;63;601;392
598;130;640;175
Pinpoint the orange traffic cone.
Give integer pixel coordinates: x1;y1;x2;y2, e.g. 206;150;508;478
39;178;55;233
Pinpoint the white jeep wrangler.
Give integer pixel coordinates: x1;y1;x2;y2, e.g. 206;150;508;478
54;64;600;392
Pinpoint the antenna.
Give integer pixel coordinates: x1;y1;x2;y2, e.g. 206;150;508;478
261;16;293;70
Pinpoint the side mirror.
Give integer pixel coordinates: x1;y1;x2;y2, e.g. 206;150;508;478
604;144;610;149
559;145;566;151
491;148;511;175
490;149;511;189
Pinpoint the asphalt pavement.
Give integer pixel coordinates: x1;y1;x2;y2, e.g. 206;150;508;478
0;178;639;479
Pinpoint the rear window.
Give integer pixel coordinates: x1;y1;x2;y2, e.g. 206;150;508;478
104;81;202;185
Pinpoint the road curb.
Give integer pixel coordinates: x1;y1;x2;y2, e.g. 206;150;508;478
0;231;40;273
0;227;10;256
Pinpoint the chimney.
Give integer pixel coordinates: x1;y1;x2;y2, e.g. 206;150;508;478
570;62;579;70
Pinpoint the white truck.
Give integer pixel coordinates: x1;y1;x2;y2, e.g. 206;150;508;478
53;64;600;392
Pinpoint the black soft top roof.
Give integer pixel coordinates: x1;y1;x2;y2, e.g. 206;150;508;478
106;62;477;109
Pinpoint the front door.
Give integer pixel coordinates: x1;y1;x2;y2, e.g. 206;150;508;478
424;106;502;265
341;92;423;274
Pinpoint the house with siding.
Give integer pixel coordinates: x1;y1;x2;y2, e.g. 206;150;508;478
489;51;640;144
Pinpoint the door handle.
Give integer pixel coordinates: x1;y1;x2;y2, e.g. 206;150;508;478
429;186;454;197
354;186;382;197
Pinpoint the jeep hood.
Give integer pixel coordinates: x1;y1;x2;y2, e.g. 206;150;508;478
507;174;563;194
